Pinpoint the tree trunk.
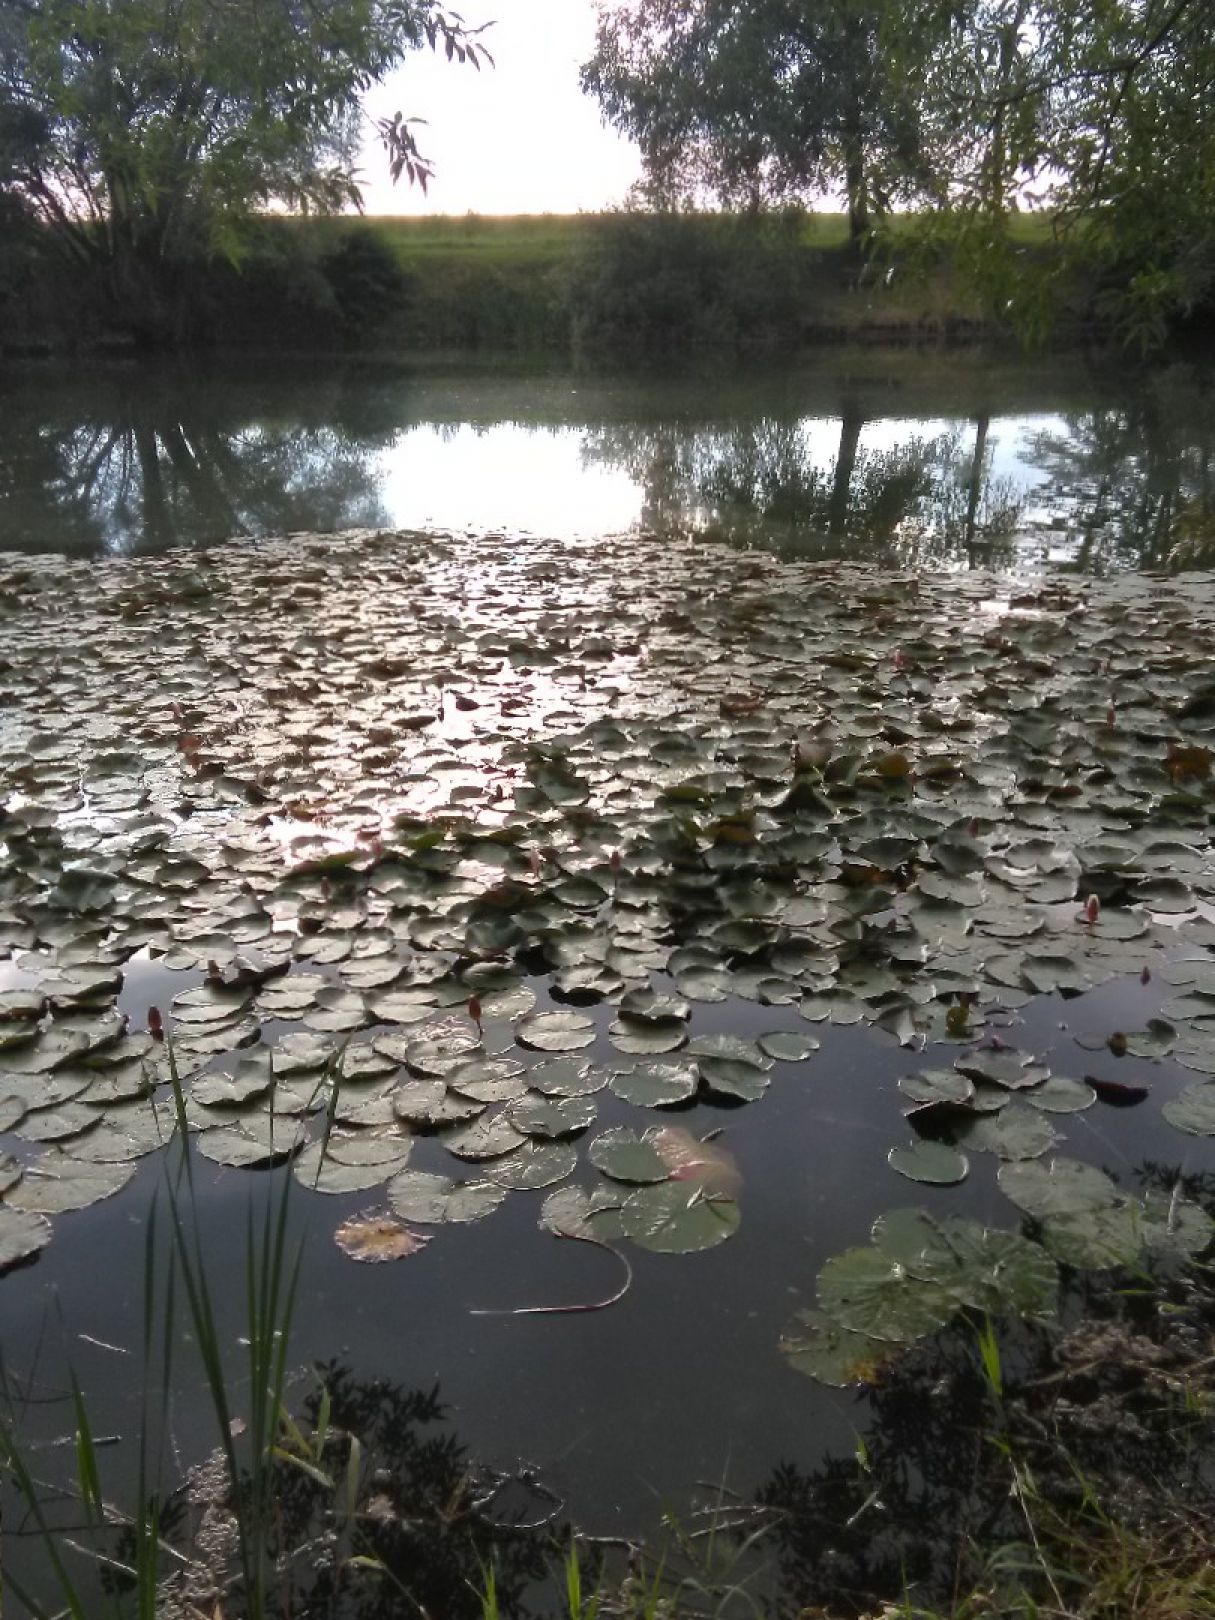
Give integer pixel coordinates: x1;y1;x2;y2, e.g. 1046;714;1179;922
964;415;990;564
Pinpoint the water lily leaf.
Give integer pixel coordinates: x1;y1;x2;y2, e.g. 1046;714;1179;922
589;1127;670;1184
405;1029;481;1077
196;1117;306;1168
1138;1188;1214;1258
335;1214;430;1262
387;1169;506;1225
608;1018;688;1055
516;1011;596;1052
15;1103;99;1143
484;1139;578;1189
303;986;368;1033
272;1032;336;1075
817;1247;957;1343
440;1109;526;1161
1124;1020;1175;1059
447;1057;528;1104
955;1050;1048;1090
539;1183;624;1241
0;1152;21;1196
953;1105;1057;1160
998;1157;1120;1220
1039;1203;1144;1269
1025;1076;1096;1114
6;1152;135;1213
506;1093;596;1139
620;1181;740;1253
757;1031;820;1063
295;1133;412;1193
619;986;690;1024
0;1205;52;1271
527;1058;607;1097
192;1054;272;1108
0;990;45;1021
888;1140;969;1185
171;985;252;1026
899;1069;974;1107
608;1061;699;1108
1162;1083;1215;1136
778;1308;893;1387
367;989;437;1025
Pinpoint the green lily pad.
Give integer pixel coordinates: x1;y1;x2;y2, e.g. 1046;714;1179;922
538;1183;625;1240
1162;1083;1215;1136
506;1093;596;1139
484;1139;578;1189
515;1011;597;1053
778;1308;893;1387
608;1018;688;1055
953;1104;1057;1160
447;1057;529;1104
888;1140;969;1185
527;1058;607;1097
6;1152;135;1213
998;1156;1121;1219
1024;1076;1097;1114
757;1031;820;1063
295;1132;413;1193
440;1110;526;1161
899;1069;974;1107
0;1205;53;1270
620;1181;740;1253
392;1080;483;1128
387;1169;506;1225
589;1126;670;1184
817;1247;957;1343
608;1061;699;1108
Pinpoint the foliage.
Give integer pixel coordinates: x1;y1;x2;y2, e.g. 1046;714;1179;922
0;0;490;343
582;0;939;243
584;1;1215;340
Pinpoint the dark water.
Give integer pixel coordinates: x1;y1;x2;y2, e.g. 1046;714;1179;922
2;347;1214;570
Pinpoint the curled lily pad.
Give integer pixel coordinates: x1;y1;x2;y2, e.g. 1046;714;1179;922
620;1181;740;1253
0;1205;53;1271
387;1169;506;1225
779;1308;895;1387
608;1061;699;1108
515;1011;596;1052
589;1127;670;1184
506;1093;596;1139
888;1140;969;1185
955;1050;1048;1090
484;1139;578;1189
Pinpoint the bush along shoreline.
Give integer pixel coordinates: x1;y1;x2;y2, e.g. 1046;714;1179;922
2;208;1194;363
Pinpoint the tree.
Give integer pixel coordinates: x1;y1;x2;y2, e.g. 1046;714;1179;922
581;0;940;242
0;0;491;342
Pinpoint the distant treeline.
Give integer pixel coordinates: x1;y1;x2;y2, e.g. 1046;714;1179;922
0;207;1166;359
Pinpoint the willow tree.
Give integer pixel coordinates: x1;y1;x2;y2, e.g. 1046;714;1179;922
582;0;941;242
0;0;491;342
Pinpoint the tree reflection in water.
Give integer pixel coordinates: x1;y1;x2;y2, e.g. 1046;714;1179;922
0;367;402;556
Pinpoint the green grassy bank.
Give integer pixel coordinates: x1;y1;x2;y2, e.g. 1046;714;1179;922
0;209;1071;357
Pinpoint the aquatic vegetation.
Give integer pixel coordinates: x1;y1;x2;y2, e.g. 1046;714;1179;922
1;530;1214;1318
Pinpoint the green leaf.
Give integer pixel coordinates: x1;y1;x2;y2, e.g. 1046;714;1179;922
620;1181;740;1253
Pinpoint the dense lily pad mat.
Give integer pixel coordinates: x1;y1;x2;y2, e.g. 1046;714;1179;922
1;531;1214;1310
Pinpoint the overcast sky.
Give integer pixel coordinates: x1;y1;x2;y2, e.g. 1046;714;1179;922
358;1;642;215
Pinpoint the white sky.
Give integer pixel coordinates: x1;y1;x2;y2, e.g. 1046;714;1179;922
357;0;643;215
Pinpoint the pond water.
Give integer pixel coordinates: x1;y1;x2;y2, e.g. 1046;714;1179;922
2;346;1214;570
2;355;1215;1617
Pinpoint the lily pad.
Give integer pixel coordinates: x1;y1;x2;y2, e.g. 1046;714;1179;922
608;1061;699;1108
589;1126;671;1184
484;1139;578;1189
1162;1083;1215;1136
387;1169;506;1225
888;1140;969;1185
778;1308;892;1387
515;1011;596;1052
6;1152;135;1213
620;1181;740;1253
506;1093;596;1139
335;1214;430;1262
0;1205;53;1270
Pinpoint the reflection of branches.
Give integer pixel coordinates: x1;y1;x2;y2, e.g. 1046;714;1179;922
1022;365;1215;571
0;365;408;556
